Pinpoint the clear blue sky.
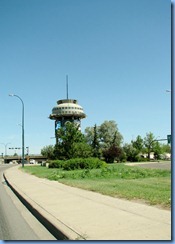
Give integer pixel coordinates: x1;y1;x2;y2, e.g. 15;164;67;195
0;0;171;155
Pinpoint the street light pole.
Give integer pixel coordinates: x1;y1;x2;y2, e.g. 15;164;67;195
0;142;11;159
9;94;25;167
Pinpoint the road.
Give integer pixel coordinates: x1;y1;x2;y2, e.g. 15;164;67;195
0;164;56;240
126;161;171;170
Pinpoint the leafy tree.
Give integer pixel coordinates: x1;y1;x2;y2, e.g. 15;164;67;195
99;120;123;148
161;144;171;154
84;126;95;145
124;134;171;161
41;145;55;159
84;120;123;160
154;143;171;160
103;145;123;163
123;135;144;161
123;143;138;162
143;132;157;160
154;141;163;160
55;122;89;159
71;142;93;158
54;143;65;160
132;135;144;152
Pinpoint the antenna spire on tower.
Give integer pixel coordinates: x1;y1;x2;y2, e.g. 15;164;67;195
66;75;69;99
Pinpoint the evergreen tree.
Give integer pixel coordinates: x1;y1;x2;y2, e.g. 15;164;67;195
92;124;100;157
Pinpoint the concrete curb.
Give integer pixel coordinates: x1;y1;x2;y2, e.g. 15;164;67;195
3;171;85;240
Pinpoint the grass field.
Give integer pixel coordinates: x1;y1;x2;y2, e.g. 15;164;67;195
22;163;171;209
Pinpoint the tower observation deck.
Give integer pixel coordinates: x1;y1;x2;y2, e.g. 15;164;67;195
49;98;86;143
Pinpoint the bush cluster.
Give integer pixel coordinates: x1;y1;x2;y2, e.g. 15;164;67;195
47;157;106;170
47;160;64;168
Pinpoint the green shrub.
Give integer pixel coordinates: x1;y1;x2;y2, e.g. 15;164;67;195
48;158;107;170
63;158;106;170
48;160;64;168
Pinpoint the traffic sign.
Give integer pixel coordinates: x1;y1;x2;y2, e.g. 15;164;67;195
167;135;171;144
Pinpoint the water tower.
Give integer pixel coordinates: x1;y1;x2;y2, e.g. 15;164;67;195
49;77;86;144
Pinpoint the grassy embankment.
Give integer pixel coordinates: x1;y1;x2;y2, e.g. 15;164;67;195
22;163;171;209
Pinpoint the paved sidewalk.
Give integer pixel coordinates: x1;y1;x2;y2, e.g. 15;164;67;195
4;166;171;240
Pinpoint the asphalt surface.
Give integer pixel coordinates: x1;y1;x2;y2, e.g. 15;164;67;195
0;165;56;240
125;161;171;170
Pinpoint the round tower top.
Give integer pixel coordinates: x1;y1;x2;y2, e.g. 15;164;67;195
49;99;86;120
57;99;78;105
